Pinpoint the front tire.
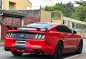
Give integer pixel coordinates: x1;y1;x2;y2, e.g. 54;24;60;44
12;52;23;56
54;42;64;59
76;39;83;54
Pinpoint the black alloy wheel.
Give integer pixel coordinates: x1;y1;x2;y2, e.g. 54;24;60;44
76;39;83;54
54;42;64;59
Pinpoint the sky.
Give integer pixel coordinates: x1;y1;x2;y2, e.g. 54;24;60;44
28;0;86;9
29;0;85;6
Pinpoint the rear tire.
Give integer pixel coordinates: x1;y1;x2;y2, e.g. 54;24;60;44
54;41;64;59
12;52;23;56
76;39;83;54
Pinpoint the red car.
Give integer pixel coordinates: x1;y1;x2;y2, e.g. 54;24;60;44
4;23;83;59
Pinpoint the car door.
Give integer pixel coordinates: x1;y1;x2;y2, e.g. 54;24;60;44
64;26;75;49
71;31;80;48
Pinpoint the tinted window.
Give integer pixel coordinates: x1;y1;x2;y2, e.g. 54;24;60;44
56;25;72;33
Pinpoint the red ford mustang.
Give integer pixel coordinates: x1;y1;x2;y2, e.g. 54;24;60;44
4;23;83;59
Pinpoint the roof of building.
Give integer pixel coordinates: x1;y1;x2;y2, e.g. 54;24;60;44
0;10;26;18
63;17;86;25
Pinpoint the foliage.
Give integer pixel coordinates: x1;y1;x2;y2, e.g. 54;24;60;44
44;1;86;22
78;1;86;21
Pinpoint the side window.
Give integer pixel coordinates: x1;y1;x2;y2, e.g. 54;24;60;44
56;26;65;32
64;26;72;33
56;25;72;33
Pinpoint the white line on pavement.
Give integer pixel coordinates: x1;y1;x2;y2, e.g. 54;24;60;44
64;53;86;59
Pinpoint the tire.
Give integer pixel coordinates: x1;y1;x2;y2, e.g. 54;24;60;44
76;39;83;54
54;41;64;59
12;52;23;56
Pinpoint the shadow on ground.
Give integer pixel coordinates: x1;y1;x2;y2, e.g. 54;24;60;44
8;53;78;59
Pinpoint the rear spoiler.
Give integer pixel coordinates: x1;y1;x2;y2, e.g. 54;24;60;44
18;27;49;32
36;27;49;32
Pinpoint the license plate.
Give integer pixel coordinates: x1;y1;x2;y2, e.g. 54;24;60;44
16;41;26;45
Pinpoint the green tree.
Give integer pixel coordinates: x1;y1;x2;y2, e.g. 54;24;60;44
77;1;86;21
63;2;74;17
44;1;86;22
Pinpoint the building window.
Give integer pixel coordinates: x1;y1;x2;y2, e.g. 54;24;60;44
9;2;16;10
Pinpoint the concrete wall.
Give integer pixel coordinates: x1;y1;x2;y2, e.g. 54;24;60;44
51;19;63;24
40;10;51;22
2;0;32;10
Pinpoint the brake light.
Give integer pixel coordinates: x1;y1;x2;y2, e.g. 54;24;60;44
6;33;15;38
6;32;46;39
35;34;45;39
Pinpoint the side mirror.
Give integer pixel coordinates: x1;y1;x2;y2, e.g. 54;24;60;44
73;31;77;34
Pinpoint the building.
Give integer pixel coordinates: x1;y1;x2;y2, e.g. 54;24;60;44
0;10;25;40
15;9;51;25
0;9;51;40
0;0;32;10
0;0;32;40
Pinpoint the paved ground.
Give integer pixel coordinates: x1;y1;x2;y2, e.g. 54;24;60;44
0;39;86;59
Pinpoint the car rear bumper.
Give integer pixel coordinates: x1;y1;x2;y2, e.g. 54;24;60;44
4;39;55;55
4;44;54;55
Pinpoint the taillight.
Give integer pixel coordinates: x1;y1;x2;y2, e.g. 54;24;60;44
6;33;15;38
35;34;45;39
6;32;46;39
41;35;45;39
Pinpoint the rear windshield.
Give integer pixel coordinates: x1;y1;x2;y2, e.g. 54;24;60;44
23;23;55;28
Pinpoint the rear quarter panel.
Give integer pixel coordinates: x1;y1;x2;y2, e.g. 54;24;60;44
45;31;63;54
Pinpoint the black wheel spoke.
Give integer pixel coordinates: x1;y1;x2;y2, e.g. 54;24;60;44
54;42;63;59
